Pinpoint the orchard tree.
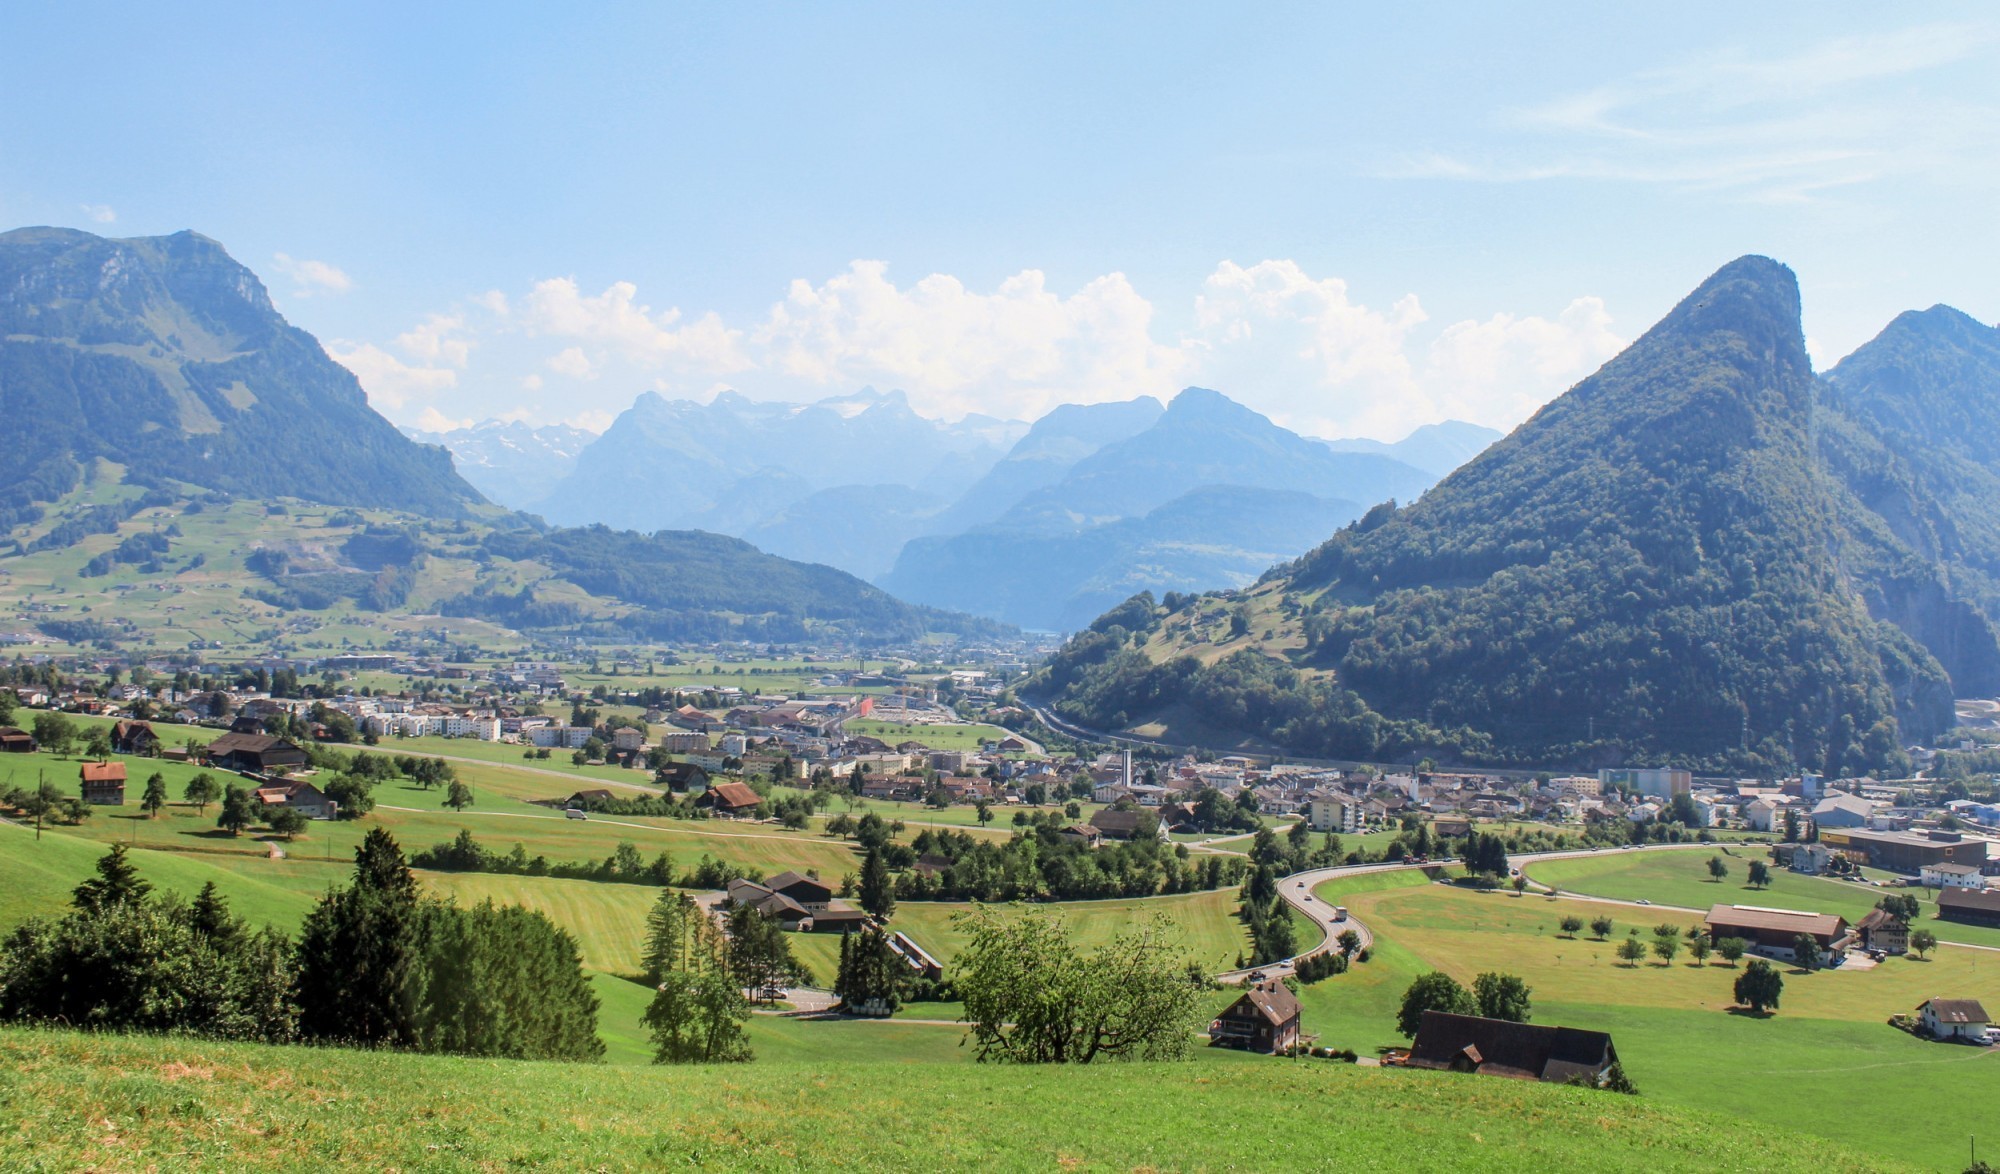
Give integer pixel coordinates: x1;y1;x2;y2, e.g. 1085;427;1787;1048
1589;916;1615;940
1651;933;1680;966
1707;856;1728;882
184;772;220;815
1473;972;1531;1023
1790;933;1820;972
444;780;475;812
1734;959;1783;1014
1396;972;1475;1038
1558;915;1583;938
1715;936;1748;966
1616;937;1647;967
1746;860;1771;889
1909;928;1937;960
216;785;255;837
1688;933;1712;966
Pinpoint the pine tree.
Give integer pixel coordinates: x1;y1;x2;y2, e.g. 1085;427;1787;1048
859;847;895;918
72;844;152;915
140;772;169;818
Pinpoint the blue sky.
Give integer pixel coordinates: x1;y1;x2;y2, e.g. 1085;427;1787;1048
3;3;1995;438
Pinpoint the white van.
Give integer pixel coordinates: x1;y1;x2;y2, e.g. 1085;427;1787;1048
564;808;587;821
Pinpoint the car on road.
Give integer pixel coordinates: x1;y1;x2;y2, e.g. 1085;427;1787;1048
564;808;587;820
1636;899;1651;905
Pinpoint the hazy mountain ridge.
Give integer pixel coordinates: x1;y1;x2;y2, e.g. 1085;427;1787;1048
880;388;1443;629
404;420;595;508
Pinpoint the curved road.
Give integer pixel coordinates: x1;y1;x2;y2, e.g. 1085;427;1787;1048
1218;842;1719;986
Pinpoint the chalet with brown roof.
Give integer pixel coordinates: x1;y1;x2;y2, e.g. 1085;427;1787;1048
1855;908;1909;955
654;762;711;792
1937;886;2000;928
565;789;615;809
1088;807;1157;842
252;779;337;821
0;727;35;754
725;879;814;929
1407;1011;1619;1084
1209;980;1301;1054
110;720;159;756
78;761;127;805
203;732;309;775
696;781;762;816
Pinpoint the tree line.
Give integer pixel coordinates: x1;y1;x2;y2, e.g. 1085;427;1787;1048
0;834;602;1062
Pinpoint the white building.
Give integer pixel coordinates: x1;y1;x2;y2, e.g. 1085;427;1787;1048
1309;796;1362;834
443;715;502;741
528;725;593;749
1600;768;1691;799
1919;999;1990;1042
1921;862;1988;890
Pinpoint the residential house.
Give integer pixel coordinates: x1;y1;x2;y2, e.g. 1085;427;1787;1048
1208;980;1302;1054
655;762;712;793
696;781;762;816
1784;843;1835;875
1406;1011;1620;1085
109;720;159;756
252;780;338;820
1920;862;1988;890
1743;798;1785;832
1917;998;1990;1042
1855;908;1909;955
565;789;616;809
78;761;126;805
725;878;814;929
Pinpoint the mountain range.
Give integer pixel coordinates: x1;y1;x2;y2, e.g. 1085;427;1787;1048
1039;256;2000;775
427;384;1497;628
0;228;1004;646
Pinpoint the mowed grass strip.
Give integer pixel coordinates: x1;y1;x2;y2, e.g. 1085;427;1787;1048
0;1027;1896;1171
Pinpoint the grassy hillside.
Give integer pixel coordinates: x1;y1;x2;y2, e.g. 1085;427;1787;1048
1306;868;2000;1170
0;1027;1895;1171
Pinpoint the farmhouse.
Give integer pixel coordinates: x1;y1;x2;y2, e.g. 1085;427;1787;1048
0;727;35;753
78;761;126;805
725;879;814;929
764;871;834;911
110;720;159;756
1088;807;1159;842
1917;998;1990;1042
1703;904;1849;959
1406;1011;1620;1085
1208;980;1302;1054
565;789;615;809
1855;908;1910;955
251;780;338;820
695;781;762;816
1936;886;2000;928
654;762;711;792
203;732;309;776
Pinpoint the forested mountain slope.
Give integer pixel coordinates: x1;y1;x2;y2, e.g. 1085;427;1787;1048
0;227;484;524
1041;257;1995;774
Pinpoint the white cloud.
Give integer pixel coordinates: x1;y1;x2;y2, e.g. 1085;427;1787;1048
395;313;472;367
412;406;473;433
545;346;595;380
1421;297;1624;428
564;409;614;433
327;341;457;409
1387;22;2000;205
79;203;115;224
521;277;747;371
272;253;354;297
352;259;1620;439
751;260;1185;420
